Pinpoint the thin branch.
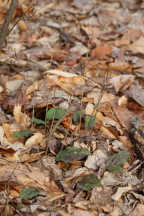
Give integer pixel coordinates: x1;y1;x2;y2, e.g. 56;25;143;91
0;0;18;49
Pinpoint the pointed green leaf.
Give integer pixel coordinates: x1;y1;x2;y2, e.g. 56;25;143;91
20;186;40;199
77;174;101;191
106;151;130;173
31;117;45;125
85;116;96;129
56;146;90;162
46;108;66;120
72;110;85;123
12;130;33;137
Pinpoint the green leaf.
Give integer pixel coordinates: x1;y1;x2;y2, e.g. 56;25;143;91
12;130;33;138
106;151;130;173
20;186;40;199
72;110;85;123
106;165;123;173
46;108;66;120
31;117;45;125
56;146;90;162
77;174;101;191
85;116;96;129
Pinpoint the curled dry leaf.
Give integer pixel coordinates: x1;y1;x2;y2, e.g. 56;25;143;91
109;75;135;93
18;20;28;31
45;69;77;78
85;103;94;115
13;105;30;128
112;185;132;201
108;61;132;73
56;75;86;96
118;95;128;106
85;150;108;170
2;123;24;144
25;132;43;147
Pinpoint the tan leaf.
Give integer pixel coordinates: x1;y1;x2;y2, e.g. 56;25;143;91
108;61;132;73
91;45;112;59
25;132;43;147
129;37;144;54
130;204;144;216
2;123;24;143
45;69;77;78
0;163;62;193
110;75;135;93
13;104;30;128
56;75;86;95
18;20;28;31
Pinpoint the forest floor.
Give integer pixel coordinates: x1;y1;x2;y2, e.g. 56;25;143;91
0;0;144;215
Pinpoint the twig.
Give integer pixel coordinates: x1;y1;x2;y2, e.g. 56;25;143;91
0;0;18;49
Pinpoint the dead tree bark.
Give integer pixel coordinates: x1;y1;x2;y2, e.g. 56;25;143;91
0;0;18;49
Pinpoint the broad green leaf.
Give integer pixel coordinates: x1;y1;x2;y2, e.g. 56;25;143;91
85;116;96;129
72;110;85;123
31;117;45;125
46;108;66;120
77;174;101;191
106;165;123;173
20;186;40;199
56;146;90;162
106;151;130;173
12;130;33;137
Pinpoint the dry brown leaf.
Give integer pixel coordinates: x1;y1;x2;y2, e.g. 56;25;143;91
18;152;43;163
56;75;86;96
18;20;28;31
45;69;77;78
85;103;94;115
26;81;39;96
112;185;132;201
100;126;117;139
115;29;143;46
90;187;113;209
25;132;43;147
91;45;112;59
85;150;108;170
127;83;144;107
108;61;132;73
113;106;136;130
109;75;135;93
0;163;61;193
129;37;144;54
13;104;30;128
130;204;144;216
2;123;24;143
118;95;128;106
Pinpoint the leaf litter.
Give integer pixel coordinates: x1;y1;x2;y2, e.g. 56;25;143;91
0;0;144;215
